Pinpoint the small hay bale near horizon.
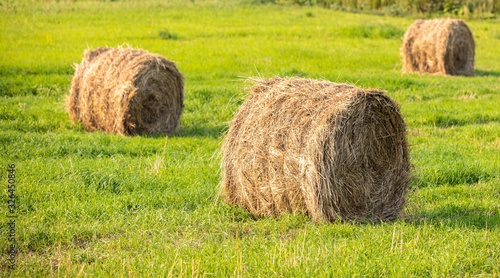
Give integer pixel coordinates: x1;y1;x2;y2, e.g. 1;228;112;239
67;47;184;135
401;18;475;76
221;77;412;222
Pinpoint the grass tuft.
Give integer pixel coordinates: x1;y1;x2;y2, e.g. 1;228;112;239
158;29;179;40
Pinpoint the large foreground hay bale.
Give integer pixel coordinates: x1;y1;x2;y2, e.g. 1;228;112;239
67;47;184;135
221;77;411;222
401;18;475;76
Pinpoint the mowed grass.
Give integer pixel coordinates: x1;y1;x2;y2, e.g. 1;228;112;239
0;1;499;276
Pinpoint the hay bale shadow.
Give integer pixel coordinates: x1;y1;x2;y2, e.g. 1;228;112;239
141;125;227;139
403;205;498;230
474;69;500;77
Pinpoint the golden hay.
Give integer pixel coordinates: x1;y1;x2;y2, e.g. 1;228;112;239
221;77;411;222
67;47;184;135
401;18;475;76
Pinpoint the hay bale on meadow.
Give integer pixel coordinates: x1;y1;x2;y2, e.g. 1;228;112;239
401;18;475;76
67;47;184;135
221;77;411;222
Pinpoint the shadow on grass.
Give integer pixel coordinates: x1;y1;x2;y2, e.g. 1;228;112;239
403;205;499;229
142;125;228;139
421;115;500;128
475;69;500;77
218;203;499;231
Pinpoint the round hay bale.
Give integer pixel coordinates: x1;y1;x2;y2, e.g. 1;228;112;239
67;47;184;135
221;77;411;222
401;18;475;76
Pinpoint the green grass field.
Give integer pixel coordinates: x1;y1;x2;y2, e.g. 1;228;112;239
1;1;499;276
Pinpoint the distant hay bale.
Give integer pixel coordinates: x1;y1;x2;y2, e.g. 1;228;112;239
67;47;184;135
401;18;475;76
221;77;411;222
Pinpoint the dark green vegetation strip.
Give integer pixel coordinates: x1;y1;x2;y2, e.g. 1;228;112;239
252;0;500;18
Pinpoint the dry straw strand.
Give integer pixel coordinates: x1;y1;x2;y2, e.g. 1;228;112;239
67;47;184;135
221;77;412;222
401;18;475;76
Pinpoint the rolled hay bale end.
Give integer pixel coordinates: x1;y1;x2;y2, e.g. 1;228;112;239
67;47;184;135
401;18;475;76
221;77;412;222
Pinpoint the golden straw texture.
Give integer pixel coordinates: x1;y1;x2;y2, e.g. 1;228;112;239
221;77;411;222
402;18;475;76
67;47;184;135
